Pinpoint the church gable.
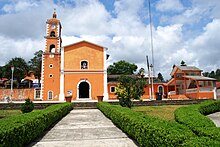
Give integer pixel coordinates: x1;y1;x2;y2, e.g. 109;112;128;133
64;41;105;70
64;41;105;52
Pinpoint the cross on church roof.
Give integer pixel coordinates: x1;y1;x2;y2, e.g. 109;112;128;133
53;8;57;18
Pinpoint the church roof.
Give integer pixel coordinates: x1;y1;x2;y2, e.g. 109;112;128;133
63;40;107;50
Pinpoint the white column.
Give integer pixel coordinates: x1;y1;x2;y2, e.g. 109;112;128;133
40;54;44;100
59;47;65;101
214;87;217;100
103;47;108;101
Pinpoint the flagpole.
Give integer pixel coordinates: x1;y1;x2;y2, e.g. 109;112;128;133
148;0;154;100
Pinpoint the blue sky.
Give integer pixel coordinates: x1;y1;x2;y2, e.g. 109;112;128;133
0;0;220;79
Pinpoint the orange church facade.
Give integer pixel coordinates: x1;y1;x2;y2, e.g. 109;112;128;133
41;11;108;101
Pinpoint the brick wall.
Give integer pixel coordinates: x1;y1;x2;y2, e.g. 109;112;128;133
0;88;35;101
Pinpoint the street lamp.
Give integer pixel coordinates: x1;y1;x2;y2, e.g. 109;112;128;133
150;64;154;100
10;65;14;101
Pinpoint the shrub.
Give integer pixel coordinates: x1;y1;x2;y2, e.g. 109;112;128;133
21;98;34;113
199;100;220;115
181;137;220;147
116;75;146;108
0;102;72;147
97;102;195;147
175;100;220;141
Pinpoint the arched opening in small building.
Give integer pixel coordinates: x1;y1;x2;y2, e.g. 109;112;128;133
79;82;89;98
49;44;55;53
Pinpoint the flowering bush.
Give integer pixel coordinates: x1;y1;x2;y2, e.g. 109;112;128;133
116;75;146;108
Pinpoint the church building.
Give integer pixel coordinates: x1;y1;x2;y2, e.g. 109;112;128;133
41;11;108;101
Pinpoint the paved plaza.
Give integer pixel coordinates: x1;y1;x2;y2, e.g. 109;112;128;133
207;112;220;127
28;109;137;147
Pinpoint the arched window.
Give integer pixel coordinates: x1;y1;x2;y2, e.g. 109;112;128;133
49;44;55;53
50;31;55;37
48;91;53;100
81;60;88;69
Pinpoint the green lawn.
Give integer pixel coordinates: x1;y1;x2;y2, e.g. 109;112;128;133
132;105;187;121
0;110;22;119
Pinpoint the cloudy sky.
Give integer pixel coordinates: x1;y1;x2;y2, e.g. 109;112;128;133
0;0;220;79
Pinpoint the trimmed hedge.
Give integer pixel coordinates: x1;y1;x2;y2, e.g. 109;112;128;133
97;102;195;147
175;100;220;141
181;137;220;147
0;102;72;147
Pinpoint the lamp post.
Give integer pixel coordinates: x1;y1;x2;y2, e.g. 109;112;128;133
10;66;14;100
150;64;154;100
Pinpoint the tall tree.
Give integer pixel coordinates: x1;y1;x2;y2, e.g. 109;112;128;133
158;72;164;82
116;75;146;108
107;60;138;75
28;50;43;81
4;57;29;82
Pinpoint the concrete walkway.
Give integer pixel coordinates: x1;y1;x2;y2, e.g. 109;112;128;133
207;112;220;127
28;109;137;147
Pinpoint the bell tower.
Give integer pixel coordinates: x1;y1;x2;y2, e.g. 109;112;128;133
41;9;62;101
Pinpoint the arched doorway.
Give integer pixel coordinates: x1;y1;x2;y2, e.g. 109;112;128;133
78;81;90;98
158;85;164;94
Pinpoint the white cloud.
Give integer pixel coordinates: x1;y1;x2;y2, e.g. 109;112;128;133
0;1;54;39
160;0;220;26
0;36;43;65
0;0;220;81
60;1;111;36
191;19;220;71
2;1;39;13
156;0;184;12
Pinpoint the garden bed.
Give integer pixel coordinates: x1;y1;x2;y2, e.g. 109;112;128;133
98;102;194;146
174;100;220;142
98;102;220;146
0;102;73;147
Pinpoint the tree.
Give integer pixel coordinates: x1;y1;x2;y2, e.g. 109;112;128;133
4;57;29;82
180;60;186;66
158;72;164;82
0;66;4;79
107;60;138;75
209;71;215;78
28;50;43;82
202;72;209;77
215;69;220;80
203;69;220;81
116;75;146;108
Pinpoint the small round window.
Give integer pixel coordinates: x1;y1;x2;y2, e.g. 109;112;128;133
49;74;53;78
49;64;53;68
